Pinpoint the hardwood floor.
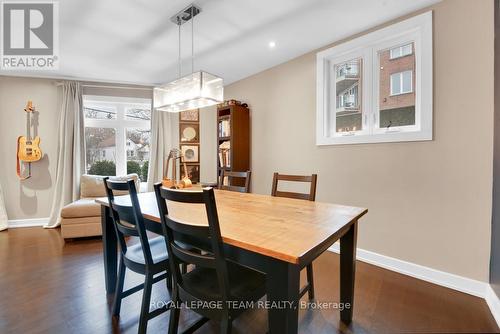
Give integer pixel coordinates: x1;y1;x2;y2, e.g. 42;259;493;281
0;227;497;334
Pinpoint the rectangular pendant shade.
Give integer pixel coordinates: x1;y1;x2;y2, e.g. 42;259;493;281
154;71;224;112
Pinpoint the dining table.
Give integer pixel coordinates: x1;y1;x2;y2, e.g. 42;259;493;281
96;189;367;334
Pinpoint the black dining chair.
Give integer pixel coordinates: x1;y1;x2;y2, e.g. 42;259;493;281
271;172;318;300
154;183;267;334
219;170;251;193
103;178;172;334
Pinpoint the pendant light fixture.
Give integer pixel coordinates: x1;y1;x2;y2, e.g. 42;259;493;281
154;4;223;113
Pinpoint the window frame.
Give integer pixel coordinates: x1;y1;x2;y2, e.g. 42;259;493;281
83;95;152;176
316;11;433;145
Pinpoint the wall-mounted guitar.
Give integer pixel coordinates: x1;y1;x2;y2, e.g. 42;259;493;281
17;101;42;180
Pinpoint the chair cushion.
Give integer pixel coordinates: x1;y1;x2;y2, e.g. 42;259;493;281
60;198;101;218
125;236;168;265
181;262;266;302
80;173;140;198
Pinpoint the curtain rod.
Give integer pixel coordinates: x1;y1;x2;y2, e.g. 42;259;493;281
81;84;153;91
52;81;153;90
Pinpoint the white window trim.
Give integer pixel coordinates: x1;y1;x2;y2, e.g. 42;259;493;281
316;11;432;145
83;95;152;176
390;70;413;96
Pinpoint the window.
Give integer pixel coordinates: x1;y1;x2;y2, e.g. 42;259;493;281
390;43;413;59
84;96;151;181
316;11;432;145
379;50;416;129
334;58;365;134
390;71;412;96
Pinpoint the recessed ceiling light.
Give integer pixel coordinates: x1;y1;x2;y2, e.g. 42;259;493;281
268;41;276;48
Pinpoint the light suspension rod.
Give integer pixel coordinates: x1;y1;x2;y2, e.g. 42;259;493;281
178;17;181;78
191;5;194;73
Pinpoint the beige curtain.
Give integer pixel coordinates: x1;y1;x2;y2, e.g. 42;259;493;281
0;181;7;231
45;82;85;228
147;110;178;191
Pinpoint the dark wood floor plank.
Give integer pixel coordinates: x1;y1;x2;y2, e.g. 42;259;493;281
0;228;497;333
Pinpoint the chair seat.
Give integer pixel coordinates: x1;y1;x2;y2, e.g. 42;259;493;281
60;198;101;218
181;261;266;302
125;236;168;265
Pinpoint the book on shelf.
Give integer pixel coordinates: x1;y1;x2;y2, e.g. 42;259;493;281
218;119;231;137
218;150;231;168
218;141;231;167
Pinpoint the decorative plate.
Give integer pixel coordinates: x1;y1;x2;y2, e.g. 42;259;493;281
180;123;199;142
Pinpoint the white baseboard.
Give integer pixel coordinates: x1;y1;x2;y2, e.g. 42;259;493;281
486;285;500;327
7;217;49;228
328;243;500;327
328;243;486;298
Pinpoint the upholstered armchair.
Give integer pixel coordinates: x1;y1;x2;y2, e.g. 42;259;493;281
60;174;140;239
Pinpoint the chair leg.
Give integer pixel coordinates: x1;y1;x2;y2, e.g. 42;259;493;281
168;297;180;334
166;270;172;290
306;263;315;300
138;274;153;334
112;256;126;316
221;316;232;334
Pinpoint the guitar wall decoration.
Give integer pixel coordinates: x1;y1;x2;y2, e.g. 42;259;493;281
17;101;42;180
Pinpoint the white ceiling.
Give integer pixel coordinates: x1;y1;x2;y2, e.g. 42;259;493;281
2;0;440;86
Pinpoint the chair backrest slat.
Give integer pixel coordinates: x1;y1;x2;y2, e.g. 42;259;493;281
271;172;318;202
110;204;136;226
115;221;140;237
165;216;210;239
106;180;130;191
219;170;251;193
221;184;247;193
154;183;232;303
104;177;154;265
159;187;205;203
274;190;311;201
170;242;217;269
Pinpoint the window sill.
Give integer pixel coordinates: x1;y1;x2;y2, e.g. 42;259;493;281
317;129;432;146
389;91;413;97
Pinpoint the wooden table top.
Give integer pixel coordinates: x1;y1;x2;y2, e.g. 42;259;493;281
96;190;367;264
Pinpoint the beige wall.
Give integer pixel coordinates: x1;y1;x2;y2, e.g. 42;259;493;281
199;106;218;183
0;76;60;220
225;0;494;281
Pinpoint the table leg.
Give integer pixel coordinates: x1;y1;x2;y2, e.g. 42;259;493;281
340;221;358;324
101;205;117;294
266;261;300;334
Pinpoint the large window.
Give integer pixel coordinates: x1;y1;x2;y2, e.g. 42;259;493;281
316;12;432;145
84;96;151;181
